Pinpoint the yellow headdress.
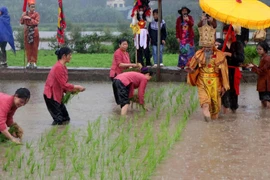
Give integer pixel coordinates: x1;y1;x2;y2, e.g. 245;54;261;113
198;24;216;47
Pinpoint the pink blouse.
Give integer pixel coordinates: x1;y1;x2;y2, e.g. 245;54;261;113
115;72;148;105
44;61;74;104
0;93;17;131
110;48;131;78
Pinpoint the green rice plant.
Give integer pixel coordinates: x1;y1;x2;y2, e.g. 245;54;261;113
9;167;13;176
3;159;10;171
156;105;161;119
62;91;79;104
79;171;86;180
86;122;93;144
4;148;10;158
17;155;23;169
119;170;123;180
30;161;36;174
26;156;33;166
26;141;32;149
49;157;57;172
24;169;30;179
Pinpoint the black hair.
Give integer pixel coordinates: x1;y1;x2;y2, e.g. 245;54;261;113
223;24;234;32
55;47;72;60
215;38;224;50
153;9;158;14
231;41;244;55
141;67;153;76
118;38;128;45
15;88;30;100
257;41;270;53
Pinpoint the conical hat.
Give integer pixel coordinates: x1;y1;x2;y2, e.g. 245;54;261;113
198;24;216;47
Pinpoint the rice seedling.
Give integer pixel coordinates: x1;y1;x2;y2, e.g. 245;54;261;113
0;83;199;180
30;161;36;174
62;91;79;104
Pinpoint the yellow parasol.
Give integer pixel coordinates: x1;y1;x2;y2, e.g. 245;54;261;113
199;0;270;29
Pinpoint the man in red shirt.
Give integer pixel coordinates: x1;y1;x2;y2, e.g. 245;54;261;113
112;67;153;115
0;88;30;144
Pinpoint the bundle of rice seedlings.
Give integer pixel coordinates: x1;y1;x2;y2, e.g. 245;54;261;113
0;122;23;142
62;91;79;104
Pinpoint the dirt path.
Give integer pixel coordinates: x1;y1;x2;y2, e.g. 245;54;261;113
152;83;270;179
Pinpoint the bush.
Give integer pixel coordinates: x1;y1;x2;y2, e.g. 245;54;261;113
14;27;25;50
165;28;178;54
244;46;258;64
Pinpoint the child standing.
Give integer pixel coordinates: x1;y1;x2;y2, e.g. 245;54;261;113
148;9;167;67
247;41;270;108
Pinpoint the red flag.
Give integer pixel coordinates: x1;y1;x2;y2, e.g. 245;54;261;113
57;0;66;45
22;0;27;12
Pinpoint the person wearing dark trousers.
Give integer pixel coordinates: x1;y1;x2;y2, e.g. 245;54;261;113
0;7;16;67
43;47;86;125
0;42;7;67
148;9;167;67
221;25;245;113
137;38;151;67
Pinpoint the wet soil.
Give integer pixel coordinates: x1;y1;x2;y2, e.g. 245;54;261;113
152;83;270;179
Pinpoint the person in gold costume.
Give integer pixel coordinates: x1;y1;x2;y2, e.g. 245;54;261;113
186;24;230;121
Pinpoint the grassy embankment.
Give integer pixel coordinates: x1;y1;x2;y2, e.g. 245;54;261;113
7;49;259;67
6;50;179;67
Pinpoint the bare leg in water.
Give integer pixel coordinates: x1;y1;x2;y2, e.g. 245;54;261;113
121;104;129;116
202;103;211;122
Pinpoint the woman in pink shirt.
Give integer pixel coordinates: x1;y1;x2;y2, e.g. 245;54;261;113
43;47;85;125
110;39;139;80
0;88;30;144
112;67;153;115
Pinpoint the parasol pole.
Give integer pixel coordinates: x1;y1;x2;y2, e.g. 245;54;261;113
135;46;138;64
156;0;162;81
22;0;27;70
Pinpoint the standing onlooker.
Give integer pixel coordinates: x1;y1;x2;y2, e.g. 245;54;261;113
197;11;217;28
236;27;250;47
20;0;40;69
131;5;152;67
221;25;244;113
247;41;270;108
176;6;195;69
0;7;15;67
44;47;86;125
110;39;139;80
148;9;167;67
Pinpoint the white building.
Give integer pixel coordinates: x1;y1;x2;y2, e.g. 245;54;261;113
107;0;125;8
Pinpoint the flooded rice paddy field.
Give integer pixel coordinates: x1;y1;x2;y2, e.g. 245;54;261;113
0;81;269;179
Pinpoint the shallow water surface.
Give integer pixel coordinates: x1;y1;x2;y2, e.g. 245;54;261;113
152;83;270;179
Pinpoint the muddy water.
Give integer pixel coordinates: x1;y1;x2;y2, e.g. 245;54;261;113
152;83;270;179
0;80;118;142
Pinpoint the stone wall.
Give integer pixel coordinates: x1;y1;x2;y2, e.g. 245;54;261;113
0;66;258;83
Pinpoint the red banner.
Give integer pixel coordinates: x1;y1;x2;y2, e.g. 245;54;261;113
57;0;66;45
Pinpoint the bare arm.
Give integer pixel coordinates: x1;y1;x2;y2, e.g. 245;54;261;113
1;128;21;144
